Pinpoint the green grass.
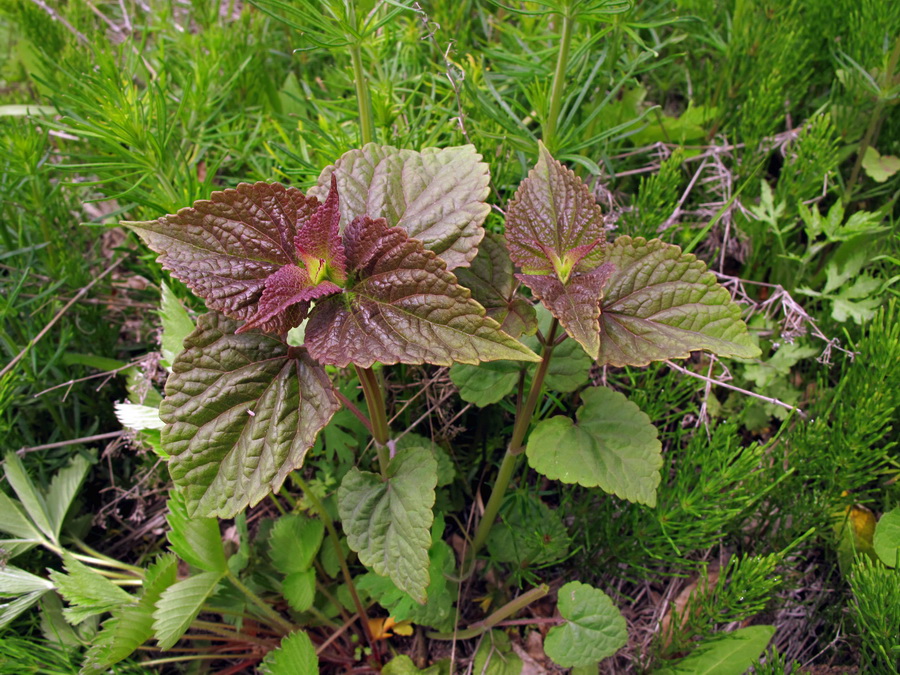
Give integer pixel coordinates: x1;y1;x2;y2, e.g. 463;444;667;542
1;0;899;671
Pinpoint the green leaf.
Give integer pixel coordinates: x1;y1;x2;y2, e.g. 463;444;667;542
124;183;320;327
165;491;226;572
449;360;520;407
653;626;776;675
394;434;456;487
0;590;50;628
382;655;451;675
160;282;195;367
597;237;760;367
0;565;55;595
311;144;491;271
260;630;318;675
0;490;44;545
3;452;55;542
269;514;324;576
455;232;537;339
153;570;223;650
283;569;316;613
861;146;900;183
49;553;134;624
338;446;437;602
487;492;571;566
161;313;340;518
45;454;91;540
526;386;662;506
874;507;900;568
81;555;178;674
473;631;524;675
305;216;540;367
544;581;627;668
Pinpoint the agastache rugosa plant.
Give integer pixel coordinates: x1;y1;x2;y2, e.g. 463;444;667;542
126;141;760;667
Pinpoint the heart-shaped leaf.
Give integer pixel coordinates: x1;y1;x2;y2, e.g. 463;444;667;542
449;360;520;407
544;581;627;668
862;146;900;183
874;507;900;568
311;144;490;270
305;216;540;367
126;183;320;325
337;446;437;602
526;386;662;506
455;231;537;339
598;237;760;367
161;313;340;518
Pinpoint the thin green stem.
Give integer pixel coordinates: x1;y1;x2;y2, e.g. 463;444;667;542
544;10;575;147
294;475;378;653
71;540;144;575
225;569;295;635
140;654;255;667
469;319;560;559
192;619;277;648
356;365;391;476
427;584;550;640
349;44;375;145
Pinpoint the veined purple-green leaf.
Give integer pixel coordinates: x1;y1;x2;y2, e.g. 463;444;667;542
125;182;320;324
598;237;761;367
305;216;540;368
310;144;490;270
505;142;607;276
455;231;537;339
160;313;339;518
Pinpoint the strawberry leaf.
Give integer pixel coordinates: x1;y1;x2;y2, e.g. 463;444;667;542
455;231;537;339
161;313;340;517
598;237;761;367
125;183;320;323
305;217;540;367
505;142;607;276
311;144;490;270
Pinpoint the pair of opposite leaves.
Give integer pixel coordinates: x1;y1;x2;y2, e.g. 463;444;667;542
127;143;759;518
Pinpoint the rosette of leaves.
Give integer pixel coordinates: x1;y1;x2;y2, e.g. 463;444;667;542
505;142;760;366
125;146;539;520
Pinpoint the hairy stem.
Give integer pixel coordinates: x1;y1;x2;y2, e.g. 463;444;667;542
225;569;295;635
294;475;378;653
356;365;391;476
469;319;560;558
544;10;575;147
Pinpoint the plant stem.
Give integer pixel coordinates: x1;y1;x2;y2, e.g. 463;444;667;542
294;475;378;653
192;619;277;648
70;541;144;575
469;319;560;558
140;654;255;667
844;36;900;202
355;365;391;476
346;1;375;145
427;584;550;640
225;569;295;635
544;9;575;147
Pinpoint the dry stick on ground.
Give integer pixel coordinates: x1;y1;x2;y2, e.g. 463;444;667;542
16;431;125;457
0;256;124;381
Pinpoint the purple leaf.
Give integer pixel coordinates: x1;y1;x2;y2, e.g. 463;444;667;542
304;216;541;368
161;313;340;518
295;174;347;282
125;183;320;322
517;263;615;358
237;265;341;335
310;144;490;270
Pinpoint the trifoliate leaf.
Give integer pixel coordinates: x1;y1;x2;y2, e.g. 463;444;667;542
505;142;607;276
598;237;760;367
161;313;340;518
449;360;520;407
305;216;540;367
81;554;178;674
526;386;662;506
125;183;320;326
260;630;318;675
654;626;775;675
544;581;627;668
283;569;316;613
165;491;226;573
455;232;537;339
311;144;490;270
153;571;223;650
338;446;437;602
874;507;900;568
269;514;324;576
49;553;134;624
861;146;900;183
159;282;195;367
473;631;524;675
